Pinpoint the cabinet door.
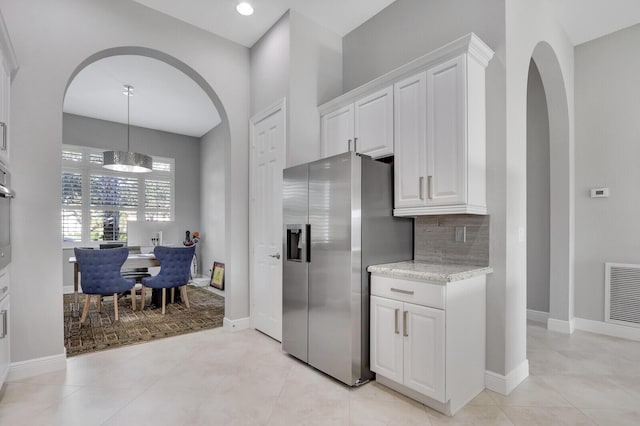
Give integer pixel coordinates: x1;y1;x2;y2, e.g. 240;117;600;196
370;295;404;383
321;104;354;158
394;72;427;208
0;295;9;386
403;302;445;402
426;55;466;205
354;86;393;158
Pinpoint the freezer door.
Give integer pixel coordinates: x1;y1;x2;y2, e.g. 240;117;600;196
282;164;309;362
308;152;362;385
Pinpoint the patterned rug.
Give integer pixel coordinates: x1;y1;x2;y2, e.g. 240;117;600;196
64;286;225;357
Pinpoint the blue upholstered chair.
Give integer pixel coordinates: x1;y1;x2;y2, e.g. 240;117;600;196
141;245;195;314
74;247;136;323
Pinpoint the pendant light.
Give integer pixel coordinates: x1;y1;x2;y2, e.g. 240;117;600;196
103;85;153;173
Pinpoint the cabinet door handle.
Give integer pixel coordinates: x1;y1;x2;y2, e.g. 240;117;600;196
403;311;408;337
419;177;425;200
390;288;414;295
354;137;358;153
347;139;352;152
427;175;434;200
0;310;6;339
0;122;6;151
394;308;399;334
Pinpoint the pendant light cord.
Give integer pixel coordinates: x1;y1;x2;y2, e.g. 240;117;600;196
126;85;131;152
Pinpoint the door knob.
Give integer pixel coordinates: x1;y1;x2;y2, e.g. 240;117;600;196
269;253;281;259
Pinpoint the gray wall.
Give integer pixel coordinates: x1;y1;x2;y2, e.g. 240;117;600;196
61;113;203;286
526;61;550;313
200;125;226;279
250;10;342;167
343;0;511;375
575;24;640;321
250;12;290;116
2;0;250;364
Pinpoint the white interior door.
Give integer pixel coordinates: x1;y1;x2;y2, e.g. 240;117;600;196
250;99;286;342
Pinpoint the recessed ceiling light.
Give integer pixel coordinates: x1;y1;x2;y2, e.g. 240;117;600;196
236;2;254;16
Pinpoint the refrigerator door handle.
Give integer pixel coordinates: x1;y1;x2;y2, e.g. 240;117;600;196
305;224;311;263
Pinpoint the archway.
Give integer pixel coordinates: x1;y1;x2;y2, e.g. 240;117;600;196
61;47;231;351
527;42;574;332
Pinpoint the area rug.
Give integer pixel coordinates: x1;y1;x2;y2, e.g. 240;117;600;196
63;286;225;357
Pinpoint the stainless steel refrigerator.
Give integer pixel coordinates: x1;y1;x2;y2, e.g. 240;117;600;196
282;151;413;386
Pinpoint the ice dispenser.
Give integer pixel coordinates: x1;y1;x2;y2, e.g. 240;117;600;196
286;224;310;262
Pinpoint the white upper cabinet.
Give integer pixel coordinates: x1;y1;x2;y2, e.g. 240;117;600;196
321;104;354;158
321;86;393;159
394;72;427;208
354;86;394;158
393;36;493;216
319;33;493;216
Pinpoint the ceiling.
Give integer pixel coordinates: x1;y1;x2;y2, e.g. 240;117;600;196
63;55;221;138
132;0;397;47
66;1;640;137
550;0;640;45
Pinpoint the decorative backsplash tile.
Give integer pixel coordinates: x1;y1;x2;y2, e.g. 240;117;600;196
414;215;490;266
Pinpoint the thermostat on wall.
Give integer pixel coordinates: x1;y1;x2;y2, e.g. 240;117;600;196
590;187;609;198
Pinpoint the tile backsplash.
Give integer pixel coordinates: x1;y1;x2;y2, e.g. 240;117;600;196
414;215;490;266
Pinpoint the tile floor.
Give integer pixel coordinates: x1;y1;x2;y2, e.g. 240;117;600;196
2;321;640;425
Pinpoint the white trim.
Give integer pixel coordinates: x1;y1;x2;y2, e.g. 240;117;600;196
574;317;640;342
0;10;18;76
63;285;76;295
8;353;66;381
393;204;487;216
484;359;529;395
223;316;250;331
547;317;575;334
527;309;549;323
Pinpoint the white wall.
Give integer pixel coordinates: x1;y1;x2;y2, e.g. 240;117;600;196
526;61;550;313
200;125;226;279
575;24;640;321
288;10;342;167
1;0;250;364
250;10;342;167
505;0;574;378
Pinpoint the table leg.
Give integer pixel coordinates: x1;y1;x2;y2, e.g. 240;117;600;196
74;263;80;312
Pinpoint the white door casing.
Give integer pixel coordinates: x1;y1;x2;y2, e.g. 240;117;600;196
250;99;286;342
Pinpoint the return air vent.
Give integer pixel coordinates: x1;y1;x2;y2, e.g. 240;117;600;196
605;263;640;328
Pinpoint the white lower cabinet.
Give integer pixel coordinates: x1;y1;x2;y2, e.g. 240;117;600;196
371;295;445;402
370;273;486;416
0;293;9;386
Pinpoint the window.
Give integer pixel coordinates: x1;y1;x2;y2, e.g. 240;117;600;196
61;145;175;244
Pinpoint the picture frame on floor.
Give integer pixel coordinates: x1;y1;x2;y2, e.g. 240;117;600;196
210;262;225;290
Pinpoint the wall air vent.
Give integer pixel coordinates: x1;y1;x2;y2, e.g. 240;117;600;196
605;263;640;328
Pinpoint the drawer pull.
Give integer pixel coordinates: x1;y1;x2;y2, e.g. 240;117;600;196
0;309;6;339
394;308;399;334
403;311;408;337
390;288;414;295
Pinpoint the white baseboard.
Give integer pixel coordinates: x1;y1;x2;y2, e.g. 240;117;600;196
485;359;529;395
527;309;549;323
574;317;640;342
547;317;575;334
8;353;66;382
63;285;76;295
223;316;250;331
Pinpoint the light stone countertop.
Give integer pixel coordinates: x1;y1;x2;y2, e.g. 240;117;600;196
367;260;493;283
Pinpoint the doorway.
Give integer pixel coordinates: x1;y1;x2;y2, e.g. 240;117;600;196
249;99;286;342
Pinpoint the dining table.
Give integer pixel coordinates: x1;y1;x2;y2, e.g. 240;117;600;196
68;253;161;307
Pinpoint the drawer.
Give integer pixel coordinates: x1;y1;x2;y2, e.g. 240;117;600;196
371;274;445;309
